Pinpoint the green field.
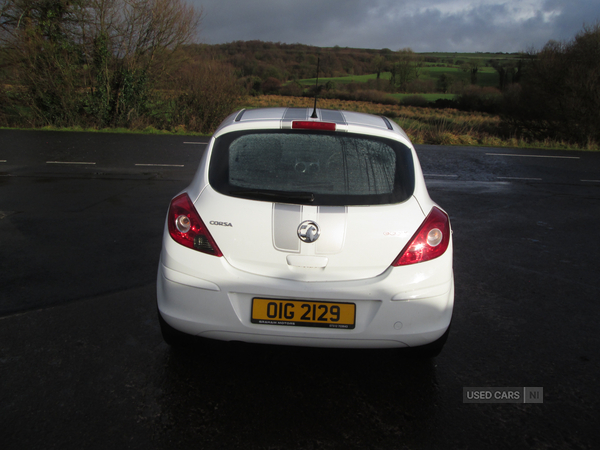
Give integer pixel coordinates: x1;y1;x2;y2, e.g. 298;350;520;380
297;73;390;85
296;52;524;90
297;66;501;89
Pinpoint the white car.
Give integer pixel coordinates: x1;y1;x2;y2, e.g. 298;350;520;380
157;107;454;356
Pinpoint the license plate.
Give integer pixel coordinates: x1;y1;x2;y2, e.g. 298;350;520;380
251;298;355;329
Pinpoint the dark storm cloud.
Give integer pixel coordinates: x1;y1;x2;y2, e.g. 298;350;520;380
189;0;600;51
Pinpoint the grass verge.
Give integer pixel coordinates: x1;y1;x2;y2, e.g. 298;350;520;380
0;125;207;136
243;95;599;151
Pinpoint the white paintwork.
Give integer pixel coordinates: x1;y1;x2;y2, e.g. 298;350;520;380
157;107;454;349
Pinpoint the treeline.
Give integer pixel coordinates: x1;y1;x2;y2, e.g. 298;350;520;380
504;25;600;146
208;40;380;80
0;0;241;133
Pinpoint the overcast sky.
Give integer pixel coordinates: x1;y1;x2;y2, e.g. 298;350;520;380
187;0;599;52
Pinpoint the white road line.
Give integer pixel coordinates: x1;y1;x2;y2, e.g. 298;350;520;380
497;176;542;181
0;160;6;163
486;153;580;160
581;179;600;183
46;161;96;165
424;174;459;178
135;163;184;167
183;142;207;145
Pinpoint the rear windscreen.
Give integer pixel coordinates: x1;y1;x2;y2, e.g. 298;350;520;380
209;130;415;206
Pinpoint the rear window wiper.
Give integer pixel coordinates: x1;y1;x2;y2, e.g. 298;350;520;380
229;189;314;203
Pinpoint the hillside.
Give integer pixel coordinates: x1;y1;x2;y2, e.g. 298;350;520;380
186;41;526;96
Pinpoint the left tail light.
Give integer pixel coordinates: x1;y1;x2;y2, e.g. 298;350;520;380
392;207;450;266
167;193;222;257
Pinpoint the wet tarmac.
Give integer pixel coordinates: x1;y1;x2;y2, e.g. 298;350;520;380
1;130;599;449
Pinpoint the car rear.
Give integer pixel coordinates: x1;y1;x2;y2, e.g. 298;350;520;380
157;108;453;352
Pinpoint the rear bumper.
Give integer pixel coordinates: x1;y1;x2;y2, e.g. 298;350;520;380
156;241;454;349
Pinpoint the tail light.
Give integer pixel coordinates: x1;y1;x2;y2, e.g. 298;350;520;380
167;193;222;257
392;207;450;266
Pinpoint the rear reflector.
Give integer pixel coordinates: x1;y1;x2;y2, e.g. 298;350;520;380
292;121;336;131
392;207;450;266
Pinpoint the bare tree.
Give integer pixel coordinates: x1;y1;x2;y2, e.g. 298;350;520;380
84;0;203;125
86;0;201;69
0;0;204;127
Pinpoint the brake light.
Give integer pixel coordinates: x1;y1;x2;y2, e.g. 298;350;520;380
167;193;222;256
292;121;336;131
392;207;450;266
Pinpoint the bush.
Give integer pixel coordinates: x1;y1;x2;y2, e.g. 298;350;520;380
0;85;10;127
506;23;600;145
401;95;429;107
456;86;503;113
353;90;397;105
280;81;304;97
327;89;398;105
261;77;281;95
405;79;436;94
170;60;243;133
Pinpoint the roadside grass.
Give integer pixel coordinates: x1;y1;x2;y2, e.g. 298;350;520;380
0;124;205;136
4;94;597;151
243;95;599;151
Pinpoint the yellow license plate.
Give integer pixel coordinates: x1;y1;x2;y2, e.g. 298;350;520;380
251;298;355;329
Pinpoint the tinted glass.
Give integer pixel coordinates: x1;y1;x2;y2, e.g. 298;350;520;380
209;130;414;206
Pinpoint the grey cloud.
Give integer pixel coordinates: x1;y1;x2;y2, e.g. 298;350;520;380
190;0;600;51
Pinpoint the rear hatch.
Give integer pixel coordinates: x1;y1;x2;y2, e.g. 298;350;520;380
200;128;422;282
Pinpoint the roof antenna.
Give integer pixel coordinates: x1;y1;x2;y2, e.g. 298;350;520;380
311;57;320;119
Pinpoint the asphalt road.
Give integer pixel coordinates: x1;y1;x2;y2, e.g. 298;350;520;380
1;129;599;449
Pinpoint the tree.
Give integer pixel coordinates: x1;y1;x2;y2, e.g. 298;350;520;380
389;48;422;92
461;59;479;85
436;73;454;94
372;55;385;79
85;0;202;126
506;23;600;145
0;0;91;126
0;0;203;127
490;59;520;91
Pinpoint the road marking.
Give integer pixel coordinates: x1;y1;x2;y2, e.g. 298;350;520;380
0;160;6;163
424;174;458;178
497;176;542;181
581;179;600;183
135;163;184;167
46;161;96;165
486;153;580;160
183;142;207;145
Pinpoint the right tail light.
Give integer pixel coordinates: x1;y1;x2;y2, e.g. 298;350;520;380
392;207;450;266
